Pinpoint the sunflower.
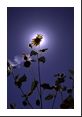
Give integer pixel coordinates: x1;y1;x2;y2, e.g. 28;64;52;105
31;34;43;46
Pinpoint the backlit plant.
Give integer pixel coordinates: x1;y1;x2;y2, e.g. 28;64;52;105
7;34;74;109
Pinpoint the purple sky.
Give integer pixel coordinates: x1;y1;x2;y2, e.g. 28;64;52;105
7;7;74;109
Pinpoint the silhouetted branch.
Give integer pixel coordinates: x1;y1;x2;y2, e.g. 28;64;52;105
12;71;33;109
52;91;57;109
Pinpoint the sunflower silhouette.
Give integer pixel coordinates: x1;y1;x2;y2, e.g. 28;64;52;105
31;34;43;46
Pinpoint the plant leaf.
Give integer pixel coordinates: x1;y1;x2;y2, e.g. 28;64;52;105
60;95;74;109
24;61;31;68
55;77;65;85
67;89;72;94
30;50;38;56
54;85;62;91
22;100;28;106
54;73;66;78
36;99;40;106
41;83;54;90
29;43;32;48
15;74;27;88
31;80;38;91
45;94;53;100
19;74;27;82
69;76;73;80
28;80;38;97
10;104;16;109
39;48;48;52
38;56;46;63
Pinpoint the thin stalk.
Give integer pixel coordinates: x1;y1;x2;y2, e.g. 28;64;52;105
12;70;33;109
60;91;63;102
28;68;40;97
52;91;57;109
37;54;43;108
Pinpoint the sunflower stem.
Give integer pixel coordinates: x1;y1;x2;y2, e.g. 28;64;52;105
37;54;43;109
60;91;63;102
52;91;57;109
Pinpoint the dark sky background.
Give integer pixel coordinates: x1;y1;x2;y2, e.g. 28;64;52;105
7;7;74;109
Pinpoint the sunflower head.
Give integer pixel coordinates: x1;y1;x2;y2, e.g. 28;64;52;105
31;34;43;46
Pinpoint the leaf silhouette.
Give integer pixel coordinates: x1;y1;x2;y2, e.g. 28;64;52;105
30;50;38;56
22;100;28;106
31;80;38;91
24;61;31;68
41;83;54;90
69;76;73;80
38;56;46;63
54;85;62;91
28;80;38;97
45;94;53;100
29;43;32;48
55;77;65;85
36;99;40;106
67;89;72;94
15;74;27;88
60;95;74;109
22;54;28;61
10;104;16;109
39;48;48;52
58;86;67;92
54;73;65;78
